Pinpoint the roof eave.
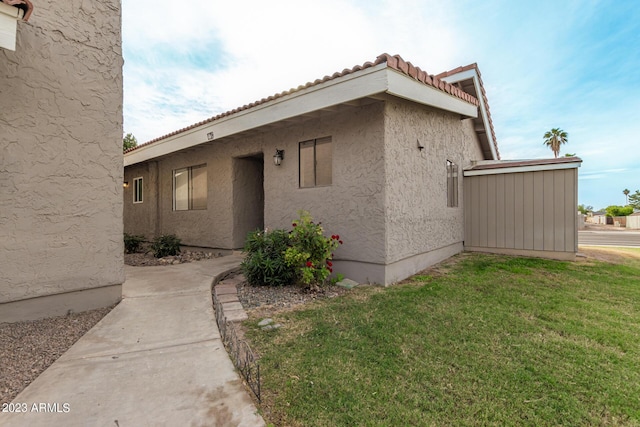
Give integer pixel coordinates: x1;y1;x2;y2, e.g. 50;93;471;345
439;67;499;160
125;65;479;167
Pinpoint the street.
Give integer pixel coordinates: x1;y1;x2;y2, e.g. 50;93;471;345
578;229;640;247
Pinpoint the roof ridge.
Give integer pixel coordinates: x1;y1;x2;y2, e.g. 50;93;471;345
125;54;482;154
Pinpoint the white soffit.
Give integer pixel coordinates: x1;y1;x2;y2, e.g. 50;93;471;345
125;64;479;166
463;161;582;176
0;3;22;51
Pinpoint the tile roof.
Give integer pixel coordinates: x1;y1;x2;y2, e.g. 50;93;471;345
436;63;499;159
126;53;483;154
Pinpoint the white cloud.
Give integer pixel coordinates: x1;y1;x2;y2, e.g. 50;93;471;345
121;0;640;210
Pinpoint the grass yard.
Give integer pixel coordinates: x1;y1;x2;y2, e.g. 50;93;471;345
246;250;640;426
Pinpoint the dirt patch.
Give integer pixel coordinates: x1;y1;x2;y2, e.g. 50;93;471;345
578;246;640;264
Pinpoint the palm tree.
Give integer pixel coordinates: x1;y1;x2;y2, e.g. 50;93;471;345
623;188;630;205
543;128;568;158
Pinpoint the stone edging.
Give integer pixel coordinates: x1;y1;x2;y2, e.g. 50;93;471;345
213;273;248;322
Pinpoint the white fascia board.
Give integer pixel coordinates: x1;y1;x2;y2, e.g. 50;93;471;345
0;3;22;51
463;161;581;176
386;70;478;118
125;63;390;166
441;69;498;160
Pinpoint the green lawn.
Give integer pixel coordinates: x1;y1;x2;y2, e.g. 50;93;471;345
246;251;640;426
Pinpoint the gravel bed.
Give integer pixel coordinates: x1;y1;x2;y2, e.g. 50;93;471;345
125;249;222;267
237;280;350;312
0;305;115;406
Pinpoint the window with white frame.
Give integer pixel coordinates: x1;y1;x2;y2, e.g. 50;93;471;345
133;177;143;203
446;160;458;207
299;136;332;188
173;164;207;211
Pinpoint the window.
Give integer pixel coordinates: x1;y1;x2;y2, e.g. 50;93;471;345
133;177;143;203
173;164;207;211
299;136;332;188
446;160;458;207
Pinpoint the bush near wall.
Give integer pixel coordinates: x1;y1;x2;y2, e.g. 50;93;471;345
241;211;343;288
124;233;145;254
151;234;181;258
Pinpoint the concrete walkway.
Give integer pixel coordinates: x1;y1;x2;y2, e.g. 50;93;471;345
0;255;265;427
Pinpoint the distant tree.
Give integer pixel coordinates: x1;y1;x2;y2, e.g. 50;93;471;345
577;204;593;214
123;133;138;152
605;205;634;217
543;128;568;158
564;153;576;157
629;190;640;210
623;188;630;205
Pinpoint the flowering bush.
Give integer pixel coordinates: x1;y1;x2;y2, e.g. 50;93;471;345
241;211;344;287
284;210;343;287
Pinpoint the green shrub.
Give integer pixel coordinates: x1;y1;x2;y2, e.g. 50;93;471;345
124;233;145;254
151;234;182;258
284;210;343;287
241;229;296;287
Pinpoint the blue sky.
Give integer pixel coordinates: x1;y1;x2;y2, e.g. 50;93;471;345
122;0;639;210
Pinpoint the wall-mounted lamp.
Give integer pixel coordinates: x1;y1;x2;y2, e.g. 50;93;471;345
123;181;129;188
273;149;285;166
417;139;424;151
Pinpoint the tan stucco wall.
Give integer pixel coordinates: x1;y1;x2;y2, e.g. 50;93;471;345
124;103;387;267
0;0;124;320
627;215;640;230
381;99;484;282
124;99;489;284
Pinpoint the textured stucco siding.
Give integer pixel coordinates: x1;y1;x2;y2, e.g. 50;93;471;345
123;161;159;238
0;0;124;306
124;103;387;265
382;99;483;279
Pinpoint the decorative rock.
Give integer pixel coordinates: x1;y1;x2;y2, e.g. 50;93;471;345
258;318;273;327
262;323;282;331
336;278;359;289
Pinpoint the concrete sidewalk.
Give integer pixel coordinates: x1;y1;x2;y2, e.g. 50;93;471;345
0;255;265;427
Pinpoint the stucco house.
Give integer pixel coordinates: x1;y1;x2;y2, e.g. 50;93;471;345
124;54;581;285
1;0;124;322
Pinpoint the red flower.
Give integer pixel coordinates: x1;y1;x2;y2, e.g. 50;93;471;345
306;261;313;267
326;261;332;267
292;223;297;227
331;235;336;239
339;240;343;245
329;267;333;273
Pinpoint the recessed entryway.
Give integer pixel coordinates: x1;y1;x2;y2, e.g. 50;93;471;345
232;154;265;248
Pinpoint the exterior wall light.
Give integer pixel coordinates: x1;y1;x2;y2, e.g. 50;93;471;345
273;149;285;166
123;181;129;188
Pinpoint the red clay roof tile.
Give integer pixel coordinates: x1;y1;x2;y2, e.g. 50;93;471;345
125;53;485;154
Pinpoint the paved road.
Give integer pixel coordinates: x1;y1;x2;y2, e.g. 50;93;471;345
579;230;640;247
